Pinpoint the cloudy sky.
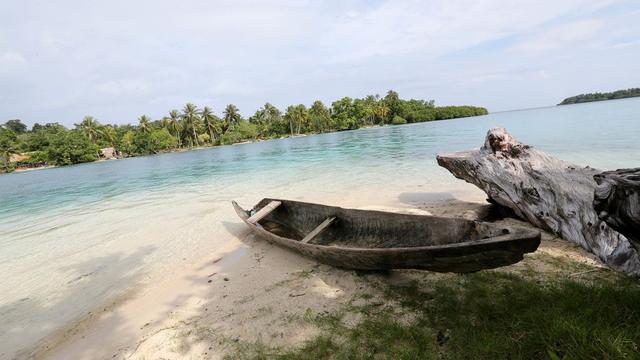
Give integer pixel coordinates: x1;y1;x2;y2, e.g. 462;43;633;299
1;0;639;127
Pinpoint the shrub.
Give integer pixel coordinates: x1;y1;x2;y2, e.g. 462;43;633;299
391;115;407;125
220;122;258;145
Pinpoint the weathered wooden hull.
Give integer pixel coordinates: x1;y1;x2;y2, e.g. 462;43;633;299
233;199;541;273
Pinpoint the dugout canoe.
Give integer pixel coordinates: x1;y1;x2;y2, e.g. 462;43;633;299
232;198;540;273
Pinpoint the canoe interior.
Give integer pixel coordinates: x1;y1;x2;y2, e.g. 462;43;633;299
249;198;514;249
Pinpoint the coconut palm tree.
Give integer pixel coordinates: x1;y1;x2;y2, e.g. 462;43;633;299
77;116;100;143
168;110;182;146
138;115;152;134
160;117;170;130
202;106;221;143
250;108;268;138
373;103;390;124
284;104;308;135
223;104;241;131
101;126;117;148
181;103;201;146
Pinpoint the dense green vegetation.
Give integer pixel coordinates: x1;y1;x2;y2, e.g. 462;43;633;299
558;87;640;105
0;90;487;173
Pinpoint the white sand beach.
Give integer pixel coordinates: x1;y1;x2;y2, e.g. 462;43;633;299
26;192;603;360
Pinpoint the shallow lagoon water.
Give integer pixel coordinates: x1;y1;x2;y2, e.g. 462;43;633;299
1;98;639;358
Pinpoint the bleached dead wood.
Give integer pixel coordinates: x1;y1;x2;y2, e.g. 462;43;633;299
436;128;639;274
594;168;640;252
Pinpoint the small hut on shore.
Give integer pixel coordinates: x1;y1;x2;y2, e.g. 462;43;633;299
99;147;118;160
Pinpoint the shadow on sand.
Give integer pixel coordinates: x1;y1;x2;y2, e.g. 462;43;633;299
2;245;156;360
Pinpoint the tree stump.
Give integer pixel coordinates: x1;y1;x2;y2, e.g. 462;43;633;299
594;168;640;252
436;128;639;275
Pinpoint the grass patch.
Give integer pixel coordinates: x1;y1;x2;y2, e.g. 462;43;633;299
387;272;640;359
231;262;640;359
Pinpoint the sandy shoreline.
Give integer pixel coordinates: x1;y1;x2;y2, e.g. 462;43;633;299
21;192;605;360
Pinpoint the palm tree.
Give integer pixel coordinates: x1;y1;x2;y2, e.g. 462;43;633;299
263;103;281;121
168;110;182;146
223;104;241;131
309;100;331;133
284;104;308;135
77;116;99;143
373;103;390;124
101;126;117;148
202;106;221;143
160;117;170;130
181;103;201;146
138;115;152;134
250;103;282;138
284;106;296;136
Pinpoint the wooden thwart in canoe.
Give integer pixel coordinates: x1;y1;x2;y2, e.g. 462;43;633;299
247;200;281;224
233;198;541;273
301;216;336;244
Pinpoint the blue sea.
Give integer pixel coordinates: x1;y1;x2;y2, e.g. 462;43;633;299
1;97;639;358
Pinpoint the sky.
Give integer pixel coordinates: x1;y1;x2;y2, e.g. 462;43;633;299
1;0;639;127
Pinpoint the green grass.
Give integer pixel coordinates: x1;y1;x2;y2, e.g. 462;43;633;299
227;257;640;360
383;272;640;359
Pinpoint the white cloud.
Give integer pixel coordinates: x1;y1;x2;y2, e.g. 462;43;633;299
605;40;640;49
95;79;151;96
318;0;616;63
508;20;604;54
0;51;26;64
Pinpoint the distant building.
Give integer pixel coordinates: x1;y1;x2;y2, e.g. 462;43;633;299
10;153;49;170
10;154;30;163
99;147;118;160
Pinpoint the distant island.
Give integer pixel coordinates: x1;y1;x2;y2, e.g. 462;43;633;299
558;87;640;105
0;90;488;173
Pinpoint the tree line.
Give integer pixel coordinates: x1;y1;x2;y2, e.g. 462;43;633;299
558;87;640;105
0;90;487;173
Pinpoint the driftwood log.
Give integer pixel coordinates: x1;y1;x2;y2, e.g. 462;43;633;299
594;168;640;252
436;128;640;275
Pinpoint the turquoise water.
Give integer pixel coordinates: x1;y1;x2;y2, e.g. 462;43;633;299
1;97;640;358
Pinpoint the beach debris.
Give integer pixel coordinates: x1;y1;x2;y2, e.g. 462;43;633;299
223;277;229;281
437;127;640;275
289;292;306;297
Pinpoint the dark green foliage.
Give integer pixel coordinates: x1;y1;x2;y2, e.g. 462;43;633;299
434;105;488;119
20;122;66;152
391;115;407;125
45;130;99;165
397;99;435;122
559;88;640;105
2;90;488;169
308;100;332;133
383;90;402;118
283;104;309;135
0;127;18;172
219;122;258;145
331;97;359;131
3;119;27;134
133;128;178;154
